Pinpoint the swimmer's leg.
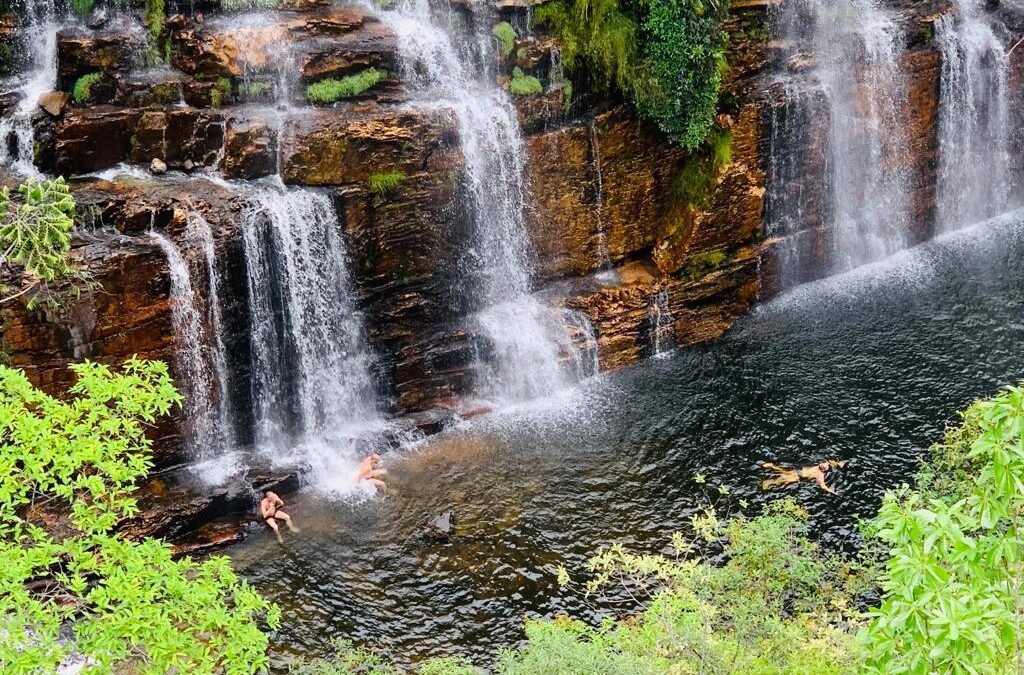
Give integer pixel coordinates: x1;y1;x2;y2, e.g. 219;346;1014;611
761;473;798;491
266;517;284;543
275;510;300;533
369;468;389;479
367;478;387;491
762;462;789;475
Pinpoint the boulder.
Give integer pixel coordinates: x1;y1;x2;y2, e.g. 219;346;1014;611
53;107;141;175
38;90;69;117
222;119;278;180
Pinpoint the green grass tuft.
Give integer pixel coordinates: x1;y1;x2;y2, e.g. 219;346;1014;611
238;81;272;99
368;170;406;198
306;69;386;104
73;72;104;105
670;129;732;207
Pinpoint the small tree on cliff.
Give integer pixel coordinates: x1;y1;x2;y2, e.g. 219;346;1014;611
0;358;280;674
0;177;88;308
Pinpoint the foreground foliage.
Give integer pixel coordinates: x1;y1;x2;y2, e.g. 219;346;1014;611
296;502;861;674
862;384;1024;673
535;0;730;149
0;359;279;674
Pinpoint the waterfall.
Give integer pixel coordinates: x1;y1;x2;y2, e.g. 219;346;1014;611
0;0;61;177
150;228;233;459
588;121;612;271
648;288;675;357
935;0;1011;231
378;0;587;404
769;0;911;280
239;181;380;448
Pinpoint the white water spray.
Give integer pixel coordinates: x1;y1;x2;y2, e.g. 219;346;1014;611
935;0;1011;231
0;0;61;177
770;0;912;280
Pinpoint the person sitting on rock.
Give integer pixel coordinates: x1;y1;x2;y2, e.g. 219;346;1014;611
761;459;846;495
357;453;388;491
260;490;299;543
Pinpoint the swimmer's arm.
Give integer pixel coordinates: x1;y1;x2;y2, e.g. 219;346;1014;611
815;474;837;495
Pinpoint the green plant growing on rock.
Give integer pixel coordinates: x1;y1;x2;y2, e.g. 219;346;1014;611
238;80;272;99
71;0;94;16
685;248;727;280
670;128;732;208
210;76;233;108
144;0;167;64
492;21;518;58
509;67;543;96
306;68;386;104
368;170;406;200
535;0;731;150
0;177;88;308
0;359;280;674
72;71;104;105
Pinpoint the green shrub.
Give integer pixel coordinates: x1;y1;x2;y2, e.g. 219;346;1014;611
144;0;166;63
210;76;232;108
509;67;543;96
72;71;103;105
535;0;730;150
306;68;386;104
492;21;518;58
288;638;478;674
862;384;1024;672
0;359;280;673
0;177;84;308
368;170;406;198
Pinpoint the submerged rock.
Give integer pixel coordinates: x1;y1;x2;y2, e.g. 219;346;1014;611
425;511;455;541
150;157;168;174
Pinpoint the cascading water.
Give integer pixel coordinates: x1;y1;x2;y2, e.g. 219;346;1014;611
769;0;912;280
378;0;590;403
935;0;1011;231
588;121;612;271
648;289;675;357
150;229;233;459
239;180;384;488
0;0;61;177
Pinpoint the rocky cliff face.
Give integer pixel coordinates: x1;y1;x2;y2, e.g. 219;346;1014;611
0;0;778;448
6;0;1014;482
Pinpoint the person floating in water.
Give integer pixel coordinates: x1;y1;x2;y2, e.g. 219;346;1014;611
357;453;388;491
260;490;300;543
761;460;846;495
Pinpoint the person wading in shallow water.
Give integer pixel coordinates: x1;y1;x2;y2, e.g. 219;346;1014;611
260;491;300;543
761;459;846;495
356;453;388;491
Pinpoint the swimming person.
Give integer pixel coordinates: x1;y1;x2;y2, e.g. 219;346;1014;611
260;490;300;543
761;459;846;495
357;453;388;491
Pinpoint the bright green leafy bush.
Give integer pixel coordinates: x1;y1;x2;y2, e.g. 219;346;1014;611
71;0;94;16
306;69;386;104
72;71;103;104
0;359;280;674
509;66;543;96
863;384;1024;673
492;21;518;58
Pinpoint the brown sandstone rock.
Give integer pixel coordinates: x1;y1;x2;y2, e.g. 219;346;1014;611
38;91;69;117
57;29;142;90
223;118;278;180
280;106;457;185
53;107;140;174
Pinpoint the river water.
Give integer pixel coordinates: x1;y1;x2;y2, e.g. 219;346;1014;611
229;211;1024;669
